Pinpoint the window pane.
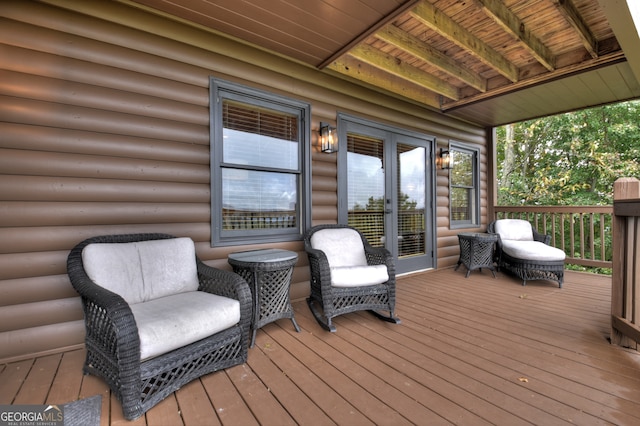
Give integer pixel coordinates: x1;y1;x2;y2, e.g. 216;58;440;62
223;100;299;170
451;187;471;221
222;169;297;230
451;150;473;186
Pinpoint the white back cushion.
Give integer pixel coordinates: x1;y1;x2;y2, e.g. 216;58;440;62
494;219;534;241
310;228;367;267
82;237;199;304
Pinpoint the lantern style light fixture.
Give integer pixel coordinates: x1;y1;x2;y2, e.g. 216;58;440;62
319;122;337;153
438;148;452;170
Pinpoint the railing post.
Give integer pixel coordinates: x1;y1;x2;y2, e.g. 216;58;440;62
611;178;640;348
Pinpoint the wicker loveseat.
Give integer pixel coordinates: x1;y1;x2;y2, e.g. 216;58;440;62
488;219;566;287
67;233;252;420
304;224;400;332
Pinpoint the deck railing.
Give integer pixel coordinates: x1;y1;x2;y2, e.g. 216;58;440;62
348;209;426;256
611;178;640;349
493;206;613;269
222;208;297;230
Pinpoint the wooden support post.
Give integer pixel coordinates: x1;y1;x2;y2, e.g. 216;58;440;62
611;178;640;348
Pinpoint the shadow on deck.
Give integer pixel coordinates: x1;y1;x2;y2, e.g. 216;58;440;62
2;269;640;425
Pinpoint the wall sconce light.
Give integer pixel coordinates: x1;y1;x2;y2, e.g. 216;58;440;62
319;122;337;153
438;148;452;170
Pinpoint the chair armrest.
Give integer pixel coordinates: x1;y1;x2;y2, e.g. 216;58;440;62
197;261;250;301
364;245;392;266
532;228;551;245
364;245;395;281
197;261;252;338
67;246;141;367
305;245;332;273
488;232;503;262
304;244;334;295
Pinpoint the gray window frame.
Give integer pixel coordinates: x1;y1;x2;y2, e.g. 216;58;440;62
449;141;480;228
210;77;311;246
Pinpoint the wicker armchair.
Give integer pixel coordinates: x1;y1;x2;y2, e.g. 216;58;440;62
67;233;252;420
488;220;565;287
304;224;400;332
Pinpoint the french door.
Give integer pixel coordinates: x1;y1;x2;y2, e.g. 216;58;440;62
337;117;435;274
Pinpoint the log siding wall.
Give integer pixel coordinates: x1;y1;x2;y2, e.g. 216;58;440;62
0;0;488;362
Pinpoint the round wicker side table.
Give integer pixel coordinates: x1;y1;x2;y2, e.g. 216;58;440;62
228;249;301;347
455;232;499;278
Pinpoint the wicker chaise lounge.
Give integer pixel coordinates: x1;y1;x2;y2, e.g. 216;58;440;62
304;224;400;332
67;233;252;420
488;219;566;287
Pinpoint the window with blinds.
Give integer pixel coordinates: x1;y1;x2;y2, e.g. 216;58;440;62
210;78;310;245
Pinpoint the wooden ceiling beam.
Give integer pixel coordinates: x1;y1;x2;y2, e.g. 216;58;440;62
347;44;460;100
375;25;488;93
410;0;519;82
556;0;598;58
476;0;555;71
327;55;443;109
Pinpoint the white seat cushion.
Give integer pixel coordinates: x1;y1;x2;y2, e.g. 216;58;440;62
82;237;199;304
130;291;240;361
310;228;367;267
330;265;389;287
494;219;534;241
501;240;566;262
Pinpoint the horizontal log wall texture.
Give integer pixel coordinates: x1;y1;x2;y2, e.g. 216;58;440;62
0;0;487;362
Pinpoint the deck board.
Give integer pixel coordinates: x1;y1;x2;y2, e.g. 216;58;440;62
2;270;640;425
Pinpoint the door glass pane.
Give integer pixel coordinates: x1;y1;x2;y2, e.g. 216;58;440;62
347;133;385;248
397;144;426;257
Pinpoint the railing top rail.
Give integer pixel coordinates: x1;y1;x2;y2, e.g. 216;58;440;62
494;206;612;214
614;199;640;217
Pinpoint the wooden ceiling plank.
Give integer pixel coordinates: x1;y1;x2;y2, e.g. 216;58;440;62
476;0;555;71
441;49;626;110
410;0;519;82
375;25;488;92
348;44;460;100
317;0;422;69
556;0;598;58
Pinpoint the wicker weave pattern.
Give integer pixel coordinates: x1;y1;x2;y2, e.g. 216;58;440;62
487;221;564;287
455;233;498;278
304;224;400;332
229;252;300;347
67;233;251;420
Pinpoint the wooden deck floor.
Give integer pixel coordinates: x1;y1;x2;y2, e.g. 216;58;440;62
2;269;640;425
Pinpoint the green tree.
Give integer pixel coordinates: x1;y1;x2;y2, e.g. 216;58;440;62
497;100;640;206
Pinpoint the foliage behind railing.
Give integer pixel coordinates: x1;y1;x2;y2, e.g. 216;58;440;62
494;206;613;270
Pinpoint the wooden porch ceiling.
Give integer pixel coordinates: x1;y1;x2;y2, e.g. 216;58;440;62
127;0;640;127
